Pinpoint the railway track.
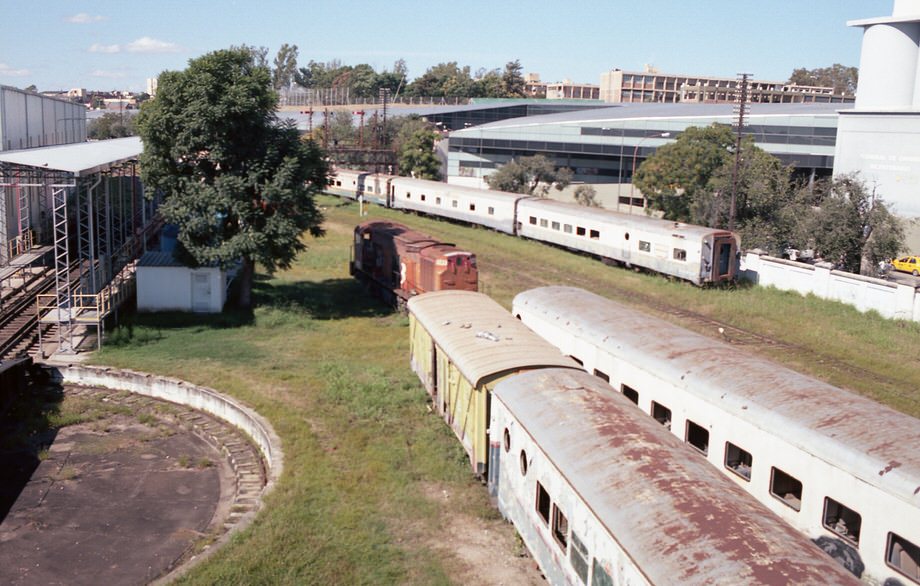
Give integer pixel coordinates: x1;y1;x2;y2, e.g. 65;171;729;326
0;261;79;360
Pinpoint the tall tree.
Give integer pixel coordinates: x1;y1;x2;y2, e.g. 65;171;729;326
406;62;474;97
485;154;572;196
232;44;269;68
634;125;736;222
501;60;526;97
272;43;299;90
800;174;904;274
395;119;441;180
788;64;858;95
137;48;328;309
88;111;136;139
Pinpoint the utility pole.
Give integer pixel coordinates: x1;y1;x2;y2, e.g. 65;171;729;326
729;73;750;232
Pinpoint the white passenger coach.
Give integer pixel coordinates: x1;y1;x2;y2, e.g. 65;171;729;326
512;286;920;585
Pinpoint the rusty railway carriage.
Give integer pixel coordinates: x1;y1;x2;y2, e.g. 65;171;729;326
512;286;920;585
328;169;740;285
407;291;579;474
351;220;478;304
489;369;860;586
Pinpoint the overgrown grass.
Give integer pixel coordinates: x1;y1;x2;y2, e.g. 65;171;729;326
90;194;920;584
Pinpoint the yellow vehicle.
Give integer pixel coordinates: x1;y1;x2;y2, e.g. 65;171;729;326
891;255;920;276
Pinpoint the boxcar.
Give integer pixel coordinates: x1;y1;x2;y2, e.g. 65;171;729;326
407;291;578;474
512;286;920;585
516;198;739;285
351;220;478;303
489;368;860;586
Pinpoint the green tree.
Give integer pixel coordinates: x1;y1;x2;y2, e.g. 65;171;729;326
634;125;736;222
501;60;526;97
799;174;904;274
232;44;269;68
407;62;474;97
88;112;136;139
472;68;503;98
137;48;328;309
788;64;858;95
485;154;572;196
574;184;600;207
272;43;299;90
396;119;441;179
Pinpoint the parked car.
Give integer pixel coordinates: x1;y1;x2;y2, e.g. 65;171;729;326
891;255;920;276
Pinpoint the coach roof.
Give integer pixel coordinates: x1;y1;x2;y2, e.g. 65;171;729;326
408;291;577;387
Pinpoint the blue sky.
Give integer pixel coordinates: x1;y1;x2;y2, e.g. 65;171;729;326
0;0;895;93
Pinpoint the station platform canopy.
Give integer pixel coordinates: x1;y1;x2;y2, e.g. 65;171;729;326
0;137;142;176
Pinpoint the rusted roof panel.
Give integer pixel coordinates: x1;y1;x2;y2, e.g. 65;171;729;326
408;291;578;386
513;286;920;506
495;369;861;585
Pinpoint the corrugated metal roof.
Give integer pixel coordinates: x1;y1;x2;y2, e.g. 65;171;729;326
407;291;578;386
494;368;861;585
0;137;141;176
513;286;920;506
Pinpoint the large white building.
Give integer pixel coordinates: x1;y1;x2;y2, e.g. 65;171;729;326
835;0;920;246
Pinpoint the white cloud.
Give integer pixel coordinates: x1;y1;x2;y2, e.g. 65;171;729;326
126;37;180;54
89;43;121;54
67;13;106;24
91;69;126;79
0;63;31;77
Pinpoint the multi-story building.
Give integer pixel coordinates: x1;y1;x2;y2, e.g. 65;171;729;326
600;67;853;104
545;79;601;100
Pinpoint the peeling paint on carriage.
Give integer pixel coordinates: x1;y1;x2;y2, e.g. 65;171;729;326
512;286;920;584
490;369;860;585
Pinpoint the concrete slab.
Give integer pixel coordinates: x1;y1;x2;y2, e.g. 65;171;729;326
0;417;222;585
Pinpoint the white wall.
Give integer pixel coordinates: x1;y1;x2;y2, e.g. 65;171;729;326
137;265;225;313
742;253;920;322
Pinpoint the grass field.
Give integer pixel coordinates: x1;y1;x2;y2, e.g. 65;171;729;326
92;195;920;584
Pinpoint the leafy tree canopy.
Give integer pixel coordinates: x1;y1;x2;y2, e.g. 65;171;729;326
272;43;299;90
788;64;858;95
394;117;441;180
574;184;600;207
88;111;136;139
485;154;572;196
137;48;329;308
501;60;526;98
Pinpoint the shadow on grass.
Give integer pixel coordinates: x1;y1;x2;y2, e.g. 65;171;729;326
253;277;393;320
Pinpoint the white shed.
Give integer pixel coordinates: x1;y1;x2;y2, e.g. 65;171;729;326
136;252;227;313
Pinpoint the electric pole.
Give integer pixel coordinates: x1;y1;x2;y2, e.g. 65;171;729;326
729;72;750;232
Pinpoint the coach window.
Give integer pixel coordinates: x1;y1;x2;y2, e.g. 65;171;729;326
577;226;586;236
503;428;511;452
536;482;551;524
552;504;569;550
651;401;671;429
406;192;411;199
469;203;476;211
488;206;495;215
420;194;426;201
724;442;753;481
673;248;687;261
529;216;538;225
540;218;549;228
823;498;861;544
552;221;560;231
570;531;590;583
770;467;803;511
621;384;639;405
564;224;573;234
593;369;609;383
592;559;614;586
639;240;651;252
887;533;920;583
685;420;709;455
436;197;441;205
452;200;458;208
590;229;600;239
624;232;630;240
520;450;528;476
